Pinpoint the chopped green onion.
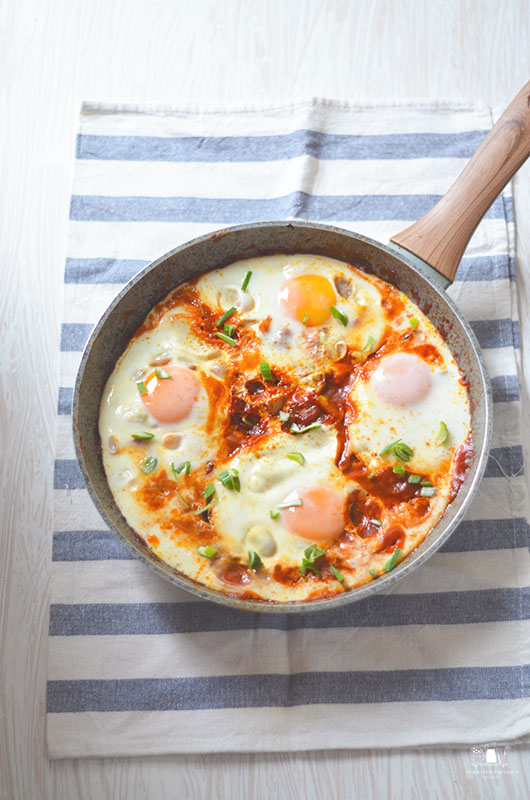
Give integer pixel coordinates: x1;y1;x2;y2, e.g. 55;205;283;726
437;420;449;445
380;439;400;456
259;362;273;381
241;270;252;291
380;439;414;462
368;471;375;479
248;550;263;569
203;483;216;501
140;455;158;474
194;497;219;516
421;480;433;486
330;305;348;326
371;518;382;527
131;431;154;440
242;416;253;427
270;509;280;520
361;335;375;353
302;314;309;324
420;486;436;497
408;474;421;484
136;380;147;395
198;544;217;559
215;307;237;328
217;469;240;492
330;565;344;583
290;422;322;435
393;464;406;476
172;460;191;478
409;317;419;331
277;498;303;509
300;544;326;577
175;490;189;509
155;367;171;379
286;452;305;466
382;548;403;573
369;568;378;578
278;410;290;422
215;331;237;347
224;322;236;338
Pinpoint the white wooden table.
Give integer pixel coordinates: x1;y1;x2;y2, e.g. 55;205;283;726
1;1;529;797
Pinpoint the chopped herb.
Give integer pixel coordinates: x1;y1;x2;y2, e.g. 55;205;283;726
393;464;406;476
286;452;305;466
277;498;303;509
361;335;375;353
194;497;219;515
215;331;237;347
278;410;290;422
259;362;273;382
197;544;217;559
215;307;237;328
241;270;252;291
330;565;344;583
437;420;449;445
217;468;240;491
409;317;419;331
136;380;147;395
155;367;171;379
408;474;421;484
224;322;236;338
421;480;433;486
270;509;280;520
172;460;191;478
290;421;322;435
330;305;348;326
369;568;378;578
379;439;400;456
175;490;189;509
131;431;154;440
300;544;326;577
382;548;403;573
302;314;309;324
368;471;375;479
421;486;436;497
242;416;253;427
140;455;158;474
380;438;414;462
248;550;263;569
203;483;216;501
371;518;382;527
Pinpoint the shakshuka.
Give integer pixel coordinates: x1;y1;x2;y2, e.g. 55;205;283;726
99;254;473;602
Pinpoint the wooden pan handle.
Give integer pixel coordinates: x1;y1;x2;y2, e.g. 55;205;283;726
390;81;530;283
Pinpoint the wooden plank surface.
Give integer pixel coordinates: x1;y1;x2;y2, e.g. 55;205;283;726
1;1;529;798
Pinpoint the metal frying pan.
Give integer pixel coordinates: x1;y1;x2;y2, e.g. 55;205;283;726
73;82;530;613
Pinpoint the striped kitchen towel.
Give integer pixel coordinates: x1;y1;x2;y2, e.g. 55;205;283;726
48;100;530;757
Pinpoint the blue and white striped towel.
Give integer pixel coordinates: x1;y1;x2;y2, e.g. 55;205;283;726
47;100;530;757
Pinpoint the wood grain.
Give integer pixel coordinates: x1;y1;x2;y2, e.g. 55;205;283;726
1;1;530;798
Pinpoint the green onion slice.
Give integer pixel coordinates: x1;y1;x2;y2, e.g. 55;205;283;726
408;474;421;484
194;497;219;516
300;544;326;577
380;438;414;462
393;464;406;476
215;331;237;347
382;548;403;573
290;422;321;435
330;305;348;326
409;317;419;331
197;545;217;559
140;455;158;474
270;509;280;520
371;518;382;527
277;498;303;509
224;322;236;338
175;490;190;509
215;307;236;328
131;431;154;440
420;486;436;497
286;452;305;465
242;416;253;427
330;565;344;583
248;550;263;569
437;420;449;445
217;468;240;492
421;480;433;486
172;460;191;478
203;482;216;500
136;380;147;395
369;568;379;578
361;335;375;353
259;362;273;381
368;471;375;479
241;270;252;291
278;410;290;422
155;368;171;379
302;314;309;324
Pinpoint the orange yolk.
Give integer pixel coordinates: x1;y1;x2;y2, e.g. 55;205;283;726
279;274;336;326
372;353;432;407
140;365;200;423
280;486;345;542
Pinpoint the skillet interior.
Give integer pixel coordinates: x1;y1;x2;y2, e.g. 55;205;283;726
73;221;492;613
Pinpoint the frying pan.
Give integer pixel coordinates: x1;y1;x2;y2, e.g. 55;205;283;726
73;82;530;613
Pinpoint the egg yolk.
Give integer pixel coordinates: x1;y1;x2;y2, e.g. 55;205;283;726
279;274;336;326
140;365;200;423
372;353;432;407
280;485;345;542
